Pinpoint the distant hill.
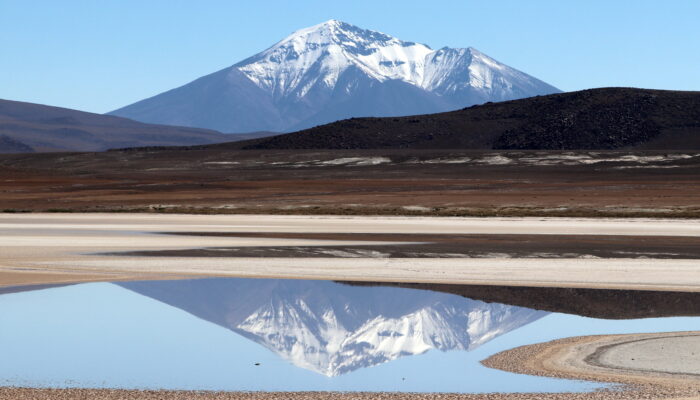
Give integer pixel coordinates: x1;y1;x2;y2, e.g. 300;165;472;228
0;135;34;153
236;88;700;150
0;99;235;153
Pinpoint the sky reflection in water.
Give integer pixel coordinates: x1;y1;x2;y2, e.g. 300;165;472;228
0;278;698;393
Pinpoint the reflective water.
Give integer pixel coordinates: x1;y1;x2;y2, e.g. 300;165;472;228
0;278;698;393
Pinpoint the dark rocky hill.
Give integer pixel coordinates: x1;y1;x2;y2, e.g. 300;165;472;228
236;88;700;150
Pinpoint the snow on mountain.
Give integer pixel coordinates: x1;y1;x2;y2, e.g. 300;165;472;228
110;20;560;133
236;20;434;97
119;279;548;376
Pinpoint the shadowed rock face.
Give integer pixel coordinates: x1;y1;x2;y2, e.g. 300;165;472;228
118;278;547;376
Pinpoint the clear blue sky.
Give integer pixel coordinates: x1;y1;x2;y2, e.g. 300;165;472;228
1;0;699;113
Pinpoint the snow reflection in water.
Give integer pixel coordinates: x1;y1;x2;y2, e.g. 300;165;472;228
119;279;547;377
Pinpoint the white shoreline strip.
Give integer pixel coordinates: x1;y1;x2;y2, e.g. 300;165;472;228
34;257;700;293
2;214;700;236
2;214;700;292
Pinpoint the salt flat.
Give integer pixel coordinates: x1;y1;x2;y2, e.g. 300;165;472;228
1;213;699;290
3;213;700;235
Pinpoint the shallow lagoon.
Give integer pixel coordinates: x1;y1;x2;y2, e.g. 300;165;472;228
0;278;698;393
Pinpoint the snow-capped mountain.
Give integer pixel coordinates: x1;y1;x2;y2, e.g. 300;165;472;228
119;278;547;376
109;20;559;133
237;20;434;97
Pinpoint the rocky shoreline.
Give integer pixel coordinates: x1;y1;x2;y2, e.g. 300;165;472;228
482;332;700;400
0;387;690;400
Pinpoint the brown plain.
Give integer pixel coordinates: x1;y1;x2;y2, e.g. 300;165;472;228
0;149;699;217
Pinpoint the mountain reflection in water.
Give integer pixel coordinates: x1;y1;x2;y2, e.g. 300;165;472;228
119;279;547;376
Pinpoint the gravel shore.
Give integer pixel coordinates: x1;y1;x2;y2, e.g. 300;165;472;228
482;332;700;400
0;387;693;400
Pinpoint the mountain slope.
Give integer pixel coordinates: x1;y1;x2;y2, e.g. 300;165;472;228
234;88;700;150
110;20;559;133
119;279;546;376
0;99;234;152
108;69;285;134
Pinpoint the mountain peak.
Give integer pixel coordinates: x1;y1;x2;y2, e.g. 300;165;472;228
322;18;342;25
236;20;434;97
315;18;351;30
288;19;399;46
